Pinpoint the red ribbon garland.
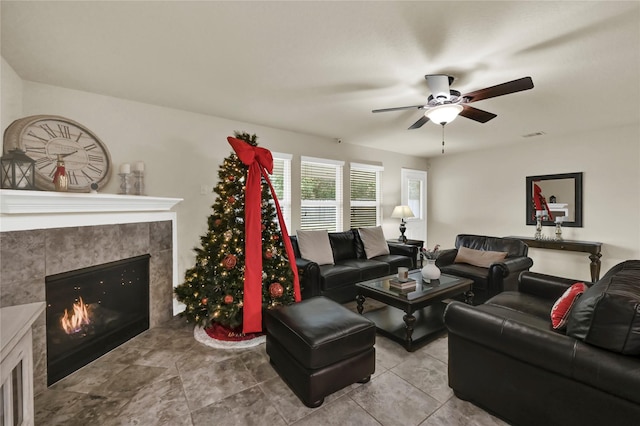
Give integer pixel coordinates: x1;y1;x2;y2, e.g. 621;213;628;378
227;137;301;333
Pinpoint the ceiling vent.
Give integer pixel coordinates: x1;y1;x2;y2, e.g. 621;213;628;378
522;131;546;138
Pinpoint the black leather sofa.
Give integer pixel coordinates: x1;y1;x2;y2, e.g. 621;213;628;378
290;229;416;302
444;261;640;426
436;234;534;304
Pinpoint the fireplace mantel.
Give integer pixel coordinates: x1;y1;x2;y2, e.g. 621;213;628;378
0;189;182;232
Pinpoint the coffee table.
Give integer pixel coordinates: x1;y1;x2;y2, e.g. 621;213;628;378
356;270;473;351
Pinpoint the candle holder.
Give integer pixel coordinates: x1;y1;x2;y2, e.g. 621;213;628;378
534;210;544;240
119;173;131;195
554;218;563;241
133;170;145;195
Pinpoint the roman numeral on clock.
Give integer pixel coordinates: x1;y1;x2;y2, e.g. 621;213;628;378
27;131;49;143
81;170;93;181
25;145;47;154
68;170;78;185
58;124;71;139
40;124;58;138
87;164;103;175
88;154;104;163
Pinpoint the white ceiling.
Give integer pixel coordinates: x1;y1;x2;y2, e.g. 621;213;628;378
2;1;639;157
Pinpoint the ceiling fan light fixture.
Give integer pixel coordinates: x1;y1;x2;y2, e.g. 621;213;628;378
425;104;463;125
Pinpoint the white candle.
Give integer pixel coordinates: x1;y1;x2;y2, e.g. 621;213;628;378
119;163;130;174
134;161;145;172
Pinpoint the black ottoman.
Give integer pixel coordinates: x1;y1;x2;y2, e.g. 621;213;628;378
265;296;376;407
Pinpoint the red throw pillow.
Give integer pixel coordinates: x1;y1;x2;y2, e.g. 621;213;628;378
551;282;587;330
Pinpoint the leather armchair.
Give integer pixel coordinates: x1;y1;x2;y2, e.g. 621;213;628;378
436;234;533;304
443;264;640;426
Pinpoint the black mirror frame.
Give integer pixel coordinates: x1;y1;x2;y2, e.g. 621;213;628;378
526;172;583;228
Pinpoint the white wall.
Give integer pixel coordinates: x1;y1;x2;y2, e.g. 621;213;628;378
427;124;640;281
1;58;427;283
0;57;23;137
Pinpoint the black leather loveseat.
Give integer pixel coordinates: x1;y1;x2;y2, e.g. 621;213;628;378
436;234;534;304
290;229;416;302
444;261;640;426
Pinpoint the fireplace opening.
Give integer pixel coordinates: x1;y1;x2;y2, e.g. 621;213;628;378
45;254;150;386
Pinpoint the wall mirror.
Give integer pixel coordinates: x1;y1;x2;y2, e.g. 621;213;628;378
526;172;583;227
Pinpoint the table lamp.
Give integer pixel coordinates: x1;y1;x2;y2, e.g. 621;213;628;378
391;205;415;243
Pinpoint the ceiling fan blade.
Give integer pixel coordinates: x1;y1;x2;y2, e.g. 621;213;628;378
462;77;534;103
459;105;497;123
408;115;430;129
372;105;424;113
425;74;453;101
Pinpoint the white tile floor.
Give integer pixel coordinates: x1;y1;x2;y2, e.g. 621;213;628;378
34;315;509;425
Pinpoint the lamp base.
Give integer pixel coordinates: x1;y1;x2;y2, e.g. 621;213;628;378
398;221;407;243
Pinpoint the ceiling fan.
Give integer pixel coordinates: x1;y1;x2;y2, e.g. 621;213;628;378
372;75;534;129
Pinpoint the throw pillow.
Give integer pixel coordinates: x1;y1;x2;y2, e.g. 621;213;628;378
358;226;390;259
454;246;508;268
550;282;587;330
296;230;334;265
567;263;640;355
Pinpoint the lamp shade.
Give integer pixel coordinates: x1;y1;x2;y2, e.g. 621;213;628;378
391;205;415;219
425;104;463;124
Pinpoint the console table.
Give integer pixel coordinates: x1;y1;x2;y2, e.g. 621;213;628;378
508;236;603;281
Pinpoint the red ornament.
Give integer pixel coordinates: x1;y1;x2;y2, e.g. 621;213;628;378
271;235;279;241
264;250;273;259
223;254;237;270
269;283;284;298
228;175;235;181
214;219;222;227
227;196;236;204
201;297;208;305
224;295;234;304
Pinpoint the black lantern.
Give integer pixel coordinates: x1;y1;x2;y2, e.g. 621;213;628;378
1;148;37;190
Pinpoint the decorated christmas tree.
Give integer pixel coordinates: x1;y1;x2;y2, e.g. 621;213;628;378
174;132;299;337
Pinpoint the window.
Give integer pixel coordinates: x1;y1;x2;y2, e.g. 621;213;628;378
350;163;383;228
270;152;292;232
300;156;344;231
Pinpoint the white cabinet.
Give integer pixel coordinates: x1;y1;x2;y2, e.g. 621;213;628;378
1;303;45;426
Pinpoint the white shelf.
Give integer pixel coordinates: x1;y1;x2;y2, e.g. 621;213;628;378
0;189;182;233
0;189;182;214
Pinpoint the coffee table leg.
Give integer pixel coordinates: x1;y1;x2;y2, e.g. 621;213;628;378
356;294;365;314
402;312;416;350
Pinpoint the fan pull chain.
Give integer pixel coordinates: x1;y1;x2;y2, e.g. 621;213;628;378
441;123;445;154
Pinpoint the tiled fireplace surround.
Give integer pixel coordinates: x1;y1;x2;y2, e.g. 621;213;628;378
0;190;182;396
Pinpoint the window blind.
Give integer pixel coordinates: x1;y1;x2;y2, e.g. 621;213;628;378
300;157;344;231
350;163;383;228
271;152;292;232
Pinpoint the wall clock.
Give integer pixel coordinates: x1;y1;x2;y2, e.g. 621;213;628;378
3;115;112;192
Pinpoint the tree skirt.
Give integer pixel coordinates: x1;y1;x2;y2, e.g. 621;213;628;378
194;323;265;349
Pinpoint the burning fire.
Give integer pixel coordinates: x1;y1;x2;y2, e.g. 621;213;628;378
60;297;91;334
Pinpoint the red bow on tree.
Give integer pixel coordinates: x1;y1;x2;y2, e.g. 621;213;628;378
228;137;301;333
